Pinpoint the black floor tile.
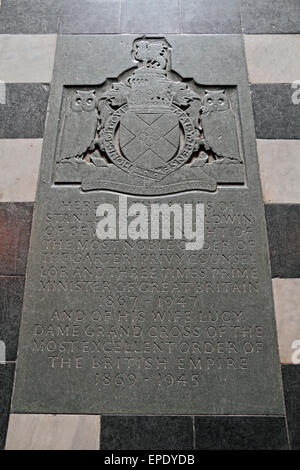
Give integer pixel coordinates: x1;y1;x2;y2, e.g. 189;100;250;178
0;363;15;450
194;416;289;450
251;84;300;140
101;416;194;450
0;0;60;34
0;277;25;362
0;83;49;139
180;0;241;34
265;204;300;278
0;203;33;276
121;0;180;33
59;0;120;34
242;0;300;34
282;365;300;450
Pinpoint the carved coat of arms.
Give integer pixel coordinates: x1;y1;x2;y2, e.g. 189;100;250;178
55;38;244;195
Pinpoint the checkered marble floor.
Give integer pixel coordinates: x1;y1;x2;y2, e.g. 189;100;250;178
0;0;299;450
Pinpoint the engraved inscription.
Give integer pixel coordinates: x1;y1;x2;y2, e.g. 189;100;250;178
33;198;264;394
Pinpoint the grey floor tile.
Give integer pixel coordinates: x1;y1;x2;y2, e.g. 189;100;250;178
251;84;300;139
121;0;180;33
0;277;24;362
244;35;300;84
195;416;289;450
0;363;15;450
5;414;100;450
101;416;193;450
0;35;57;83
265;204;300;278
257;140;300;204
59;0;120;34
0;139;42;202
0;83;49;139
242;0;300;34
180;0;241;34
0;0;60;34
0;203;33;276
273;279;300;364
282;365;300;449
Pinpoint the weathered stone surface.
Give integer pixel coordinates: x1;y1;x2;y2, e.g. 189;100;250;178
194;416;289;450
0;0;60;34
121;0;180;33
0;364;15;450
241;0;300;34
265;204;300;278
12;35;284;415
0;83;49;139
0;276;25;361
181;0;242;34
101;416;193;450
60;0;120;34
251;84;300;139
282;365;300;450
0;203;33;275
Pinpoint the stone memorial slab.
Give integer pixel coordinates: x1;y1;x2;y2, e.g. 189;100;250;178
12;35;285;415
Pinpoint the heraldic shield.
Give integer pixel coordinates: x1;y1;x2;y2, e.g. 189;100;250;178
55;37;245;195
119;111;179;168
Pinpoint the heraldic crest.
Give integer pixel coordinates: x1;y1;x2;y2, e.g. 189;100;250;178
55;37;245;195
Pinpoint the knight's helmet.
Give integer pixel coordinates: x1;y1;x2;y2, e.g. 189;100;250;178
128;39;173;113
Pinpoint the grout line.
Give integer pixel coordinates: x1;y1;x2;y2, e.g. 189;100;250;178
0;274;25;279
178;0;182;34
239;0;245;34
119;0;122;33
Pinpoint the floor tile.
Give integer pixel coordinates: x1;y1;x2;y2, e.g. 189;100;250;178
245;35;300;83
0;276;24;362
0;202;33;275
0;363;15;450
282;365;300;449
5;414;100;450
0;0;60;34
0;35;56;83
101;416;193;450
60;0;120;34
194;416;288;450
265;204;300;278
251;84;300;139
242;0;300;34
181;0;241;34
272;279;300;364
0;83;49;139
257;140;300;203
121;0;180;33
0;139;42;202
